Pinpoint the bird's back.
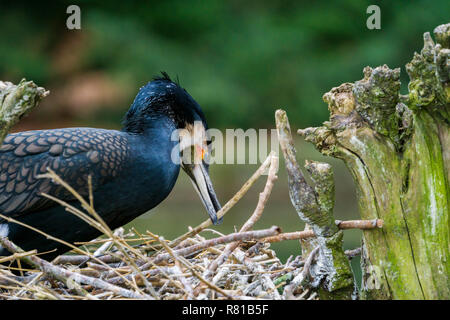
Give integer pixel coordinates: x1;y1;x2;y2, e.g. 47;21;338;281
0;127;129;220
0;125;181;259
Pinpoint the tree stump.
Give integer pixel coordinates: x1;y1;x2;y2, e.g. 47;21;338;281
298;23;449;299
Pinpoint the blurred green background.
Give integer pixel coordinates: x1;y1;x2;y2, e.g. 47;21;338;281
1;0;448;283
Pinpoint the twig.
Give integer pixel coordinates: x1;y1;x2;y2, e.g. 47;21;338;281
152;233;234;299
263;219;383;242
0;237;150;299
233;248;282;299
263;230;315;242
207;155;279;274
55;254;122;265
94;228;124;257
336;219;383;229
0;271;40;286
344;247;362;259
143;226;281;267
283;246;320;299
0;250;38;264
40;169;157;298
0;213;144;294
168;152;275;248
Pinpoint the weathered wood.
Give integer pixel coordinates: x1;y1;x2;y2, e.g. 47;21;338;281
276;109;355;300
0;79;48;144
298;23;450;299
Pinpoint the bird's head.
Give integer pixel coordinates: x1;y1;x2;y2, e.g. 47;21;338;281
123;72;222;225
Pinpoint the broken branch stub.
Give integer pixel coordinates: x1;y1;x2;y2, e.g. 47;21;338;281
298;23;450;300
0;79;48;144
275;109;355;300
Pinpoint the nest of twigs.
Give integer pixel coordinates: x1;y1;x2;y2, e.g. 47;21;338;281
0;153;315;300
0;153;367;300
0;224;319;300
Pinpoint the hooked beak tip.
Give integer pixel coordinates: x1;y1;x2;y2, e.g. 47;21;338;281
211;215;223;225
183;162;223;226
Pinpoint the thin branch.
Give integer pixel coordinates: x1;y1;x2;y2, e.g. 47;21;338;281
263;219;383;242
143;226;281;267
0;237;150;299
284;246;320;299
336;219;383;229
167;152;276;248
207;155;279;274
0;213;140;292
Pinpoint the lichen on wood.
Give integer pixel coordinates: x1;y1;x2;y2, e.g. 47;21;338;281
276;109;355;300
0;79;48;144
297;23;450;299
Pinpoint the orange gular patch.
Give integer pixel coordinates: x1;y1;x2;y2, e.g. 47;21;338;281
195;145;205;162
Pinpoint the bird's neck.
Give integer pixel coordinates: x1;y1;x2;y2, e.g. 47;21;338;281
123;115;180;161
122;114;183;169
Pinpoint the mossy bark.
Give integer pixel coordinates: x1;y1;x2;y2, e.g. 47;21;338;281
0;79;48;144
298;24;449;299
276;110;355;300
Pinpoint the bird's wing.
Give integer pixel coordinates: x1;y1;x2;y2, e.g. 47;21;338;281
0;128;129;219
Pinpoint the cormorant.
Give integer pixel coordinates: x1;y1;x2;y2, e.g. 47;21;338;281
0;72;221;261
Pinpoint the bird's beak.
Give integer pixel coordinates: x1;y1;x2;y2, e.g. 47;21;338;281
182;162;222;225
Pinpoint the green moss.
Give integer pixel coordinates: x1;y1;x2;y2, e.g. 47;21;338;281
273;273;293;294
0;79;48;144
297;24;450;299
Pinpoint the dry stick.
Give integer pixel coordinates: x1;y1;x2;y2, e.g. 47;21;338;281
94;228;124;257
41;170;148;261
344;247;362;259
151;233;234;299
150;236;229;299
135;234;191;295
284;246;320;300
107;267;174;286
277;110;357;298
0;270;40;286
188;266;234;300
0;213;140;292
13;272;45;299
0;273;60;300
299;246;320;283
174;261;195;299
56;218;378;266
142;226;281;268
147;244;191;297
168;152;276;249
55;254;121;265
0;250;38;264
40;170;157;298
0;213;97;259
41;170;144;259
263;230;315;242
207;155;279;275
233;248;282;299
0;237;149;299
38;162;271;296
336;219;383;229
263;218;383;242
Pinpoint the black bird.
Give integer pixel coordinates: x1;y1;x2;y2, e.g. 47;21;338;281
0;73;222;260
